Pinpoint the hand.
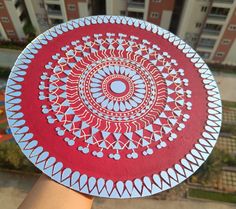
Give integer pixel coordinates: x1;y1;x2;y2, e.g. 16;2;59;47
18;174;93;209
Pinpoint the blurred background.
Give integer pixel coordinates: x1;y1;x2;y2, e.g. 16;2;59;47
0;0;236;208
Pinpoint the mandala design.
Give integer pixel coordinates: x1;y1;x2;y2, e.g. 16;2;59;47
38;33;192;160
5;16;222;198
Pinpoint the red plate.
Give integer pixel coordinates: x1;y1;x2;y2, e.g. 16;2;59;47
5;16;222;198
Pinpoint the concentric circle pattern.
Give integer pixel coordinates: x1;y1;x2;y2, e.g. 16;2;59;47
5;16;222;198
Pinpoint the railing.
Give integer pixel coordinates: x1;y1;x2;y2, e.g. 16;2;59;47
47;9;62;16
213;0;234;3
208;13;228;20
198;43;215;49
202;29;221;35
128;1;145;9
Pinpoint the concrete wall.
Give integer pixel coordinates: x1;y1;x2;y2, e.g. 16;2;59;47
106;0;126;16
0;21;8;40
177;0;209;47
25;0;49;34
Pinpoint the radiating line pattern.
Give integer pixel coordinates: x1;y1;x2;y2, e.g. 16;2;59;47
5;16;222;198
38;32;191;160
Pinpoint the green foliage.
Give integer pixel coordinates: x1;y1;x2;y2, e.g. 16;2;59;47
192;148;235;184
221;124;236;135
189;188;236;203
0;141;39;173
194;148;223;183
23;20;36;41
0;40;26;50
0;122;8;129
222;100;236;109
0;67;10;79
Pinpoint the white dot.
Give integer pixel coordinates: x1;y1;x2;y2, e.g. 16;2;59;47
110;80;126;94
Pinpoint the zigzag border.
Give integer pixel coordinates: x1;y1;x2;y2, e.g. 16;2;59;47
5;16;222;198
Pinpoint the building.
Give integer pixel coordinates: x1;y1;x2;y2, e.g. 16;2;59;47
177;0;236;65
24;0;49;35
25;0;92;34
0;0;92;41
1;0;236;66
106;0;176;30
0;0;28;41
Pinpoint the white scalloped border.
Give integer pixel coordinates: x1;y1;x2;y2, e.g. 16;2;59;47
5;15;222;198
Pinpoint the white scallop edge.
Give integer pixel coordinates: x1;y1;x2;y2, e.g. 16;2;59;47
5;15;222;198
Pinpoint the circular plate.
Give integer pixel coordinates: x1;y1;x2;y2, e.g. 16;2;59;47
5;16;222;198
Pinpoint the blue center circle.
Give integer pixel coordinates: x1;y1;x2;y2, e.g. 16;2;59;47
110;80;126;94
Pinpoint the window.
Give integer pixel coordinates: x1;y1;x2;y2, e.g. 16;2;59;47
50;18;63;25
201;6;208;12
203;23;222;35
221;39;231;45
195;22;202;28
228;24;236;31
209;7;229;18
120;10;126;16
198;38;216;48
152;0;162;2
1;17;9;23
47;4;62;15
150;12;159;19
128;11;143;19
215;51;225;57
6;30;15;36
67;4;76;11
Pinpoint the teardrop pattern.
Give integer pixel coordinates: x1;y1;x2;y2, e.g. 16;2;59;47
5;15;221;199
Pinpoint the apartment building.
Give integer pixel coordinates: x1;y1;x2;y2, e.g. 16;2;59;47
106;0;175;30
25;0;91;34
0;0;28;41
1;0;236;65
0;0;91;40
177;0;236;65
24;0;49;34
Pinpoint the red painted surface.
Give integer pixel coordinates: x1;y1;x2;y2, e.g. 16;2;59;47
64;0;80;20
19;23;208;181
147;0;175;26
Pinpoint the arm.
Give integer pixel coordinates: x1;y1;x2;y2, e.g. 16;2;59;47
18;174;93;209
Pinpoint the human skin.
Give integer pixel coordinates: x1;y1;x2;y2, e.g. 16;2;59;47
18;174;93;209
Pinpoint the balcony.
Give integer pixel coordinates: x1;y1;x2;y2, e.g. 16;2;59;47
49;18;63;26
47;9;62;16
198;44;215;49
213;0;234;4
46;4;62;18
197;38;215;52
44;0;60;4
202;23;222;36
208;6;229;21
128;0;145;12
202;29;221;36
208;13;227;20
127;11;144;19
